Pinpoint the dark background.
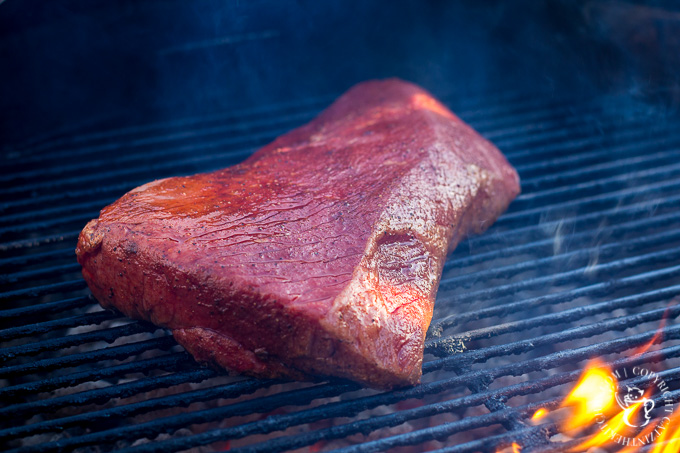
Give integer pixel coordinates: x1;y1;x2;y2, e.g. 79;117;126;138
1;0;679;148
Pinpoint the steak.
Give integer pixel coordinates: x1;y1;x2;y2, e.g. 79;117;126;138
76;79;520;389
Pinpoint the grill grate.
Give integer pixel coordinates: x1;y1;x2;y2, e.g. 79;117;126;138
1;89;680;452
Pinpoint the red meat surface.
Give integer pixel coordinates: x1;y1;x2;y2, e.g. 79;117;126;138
76;79;520;389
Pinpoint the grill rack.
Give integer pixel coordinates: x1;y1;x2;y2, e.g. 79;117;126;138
1;88;680;452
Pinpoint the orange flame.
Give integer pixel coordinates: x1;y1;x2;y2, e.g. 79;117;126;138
496;442;522;453
531;408;548;421
523;311;680;452
617;409;678;453
560;359;618;432
632;304;673;356
573;392;652;452
649;419;680;453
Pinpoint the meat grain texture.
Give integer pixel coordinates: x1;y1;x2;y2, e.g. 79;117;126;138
77;79;520;389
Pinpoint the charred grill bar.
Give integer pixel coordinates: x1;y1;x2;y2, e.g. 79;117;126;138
2;87;680;452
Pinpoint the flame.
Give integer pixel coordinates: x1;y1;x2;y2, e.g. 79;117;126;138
650;419;680;453
560;359;617;431
527;311;680;452
496;442;522;453
632;304;673;356
532;408;548;421
573;397;648;451
617;410;678;453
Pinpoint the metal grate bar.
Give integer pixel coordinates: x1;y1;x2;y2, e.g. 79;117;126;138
0;336;176;379
436;264;679;330
514;150;680;206
0;377;275;443
3;124;677;232
239;405;555;453
500;119;670;163
520;148;680;191
3;145;678;253
4;123;292;174
429;303;680;364
442;228;680;289
5;92;343;155
0;310;116;341
101;327;680;453
4;88;511;156
0;352;192;403
439;247;680;304
468;192;680;249
432;284;680;347
448;208;680;270
1;146;255;197
1;113;664;216
0;103;597;199
513;132;680;175
479;107;601;141
431;425;559;453
8;382;358;453
432;389;680;453
5;303;675;447
0;296;90;322
3;100;590;185
0;263;82;286
0;280;86;303
0;322;158;363
0;249;74;268
2;122;295;185
0;231;80;253
500;177;680;227
3;94;575;171
0;367;218;424
236;359;680;453
0;214;105;238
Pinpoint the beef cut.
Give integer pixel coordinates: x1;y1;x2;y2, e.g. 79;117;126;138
76;79;520;389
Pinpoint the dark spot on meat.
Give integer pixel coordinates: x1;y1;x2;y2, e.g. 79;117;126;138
124;241;138;255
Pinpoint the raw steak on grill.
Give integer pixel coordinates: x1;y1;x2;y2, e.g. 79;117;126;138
76;79;520;389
